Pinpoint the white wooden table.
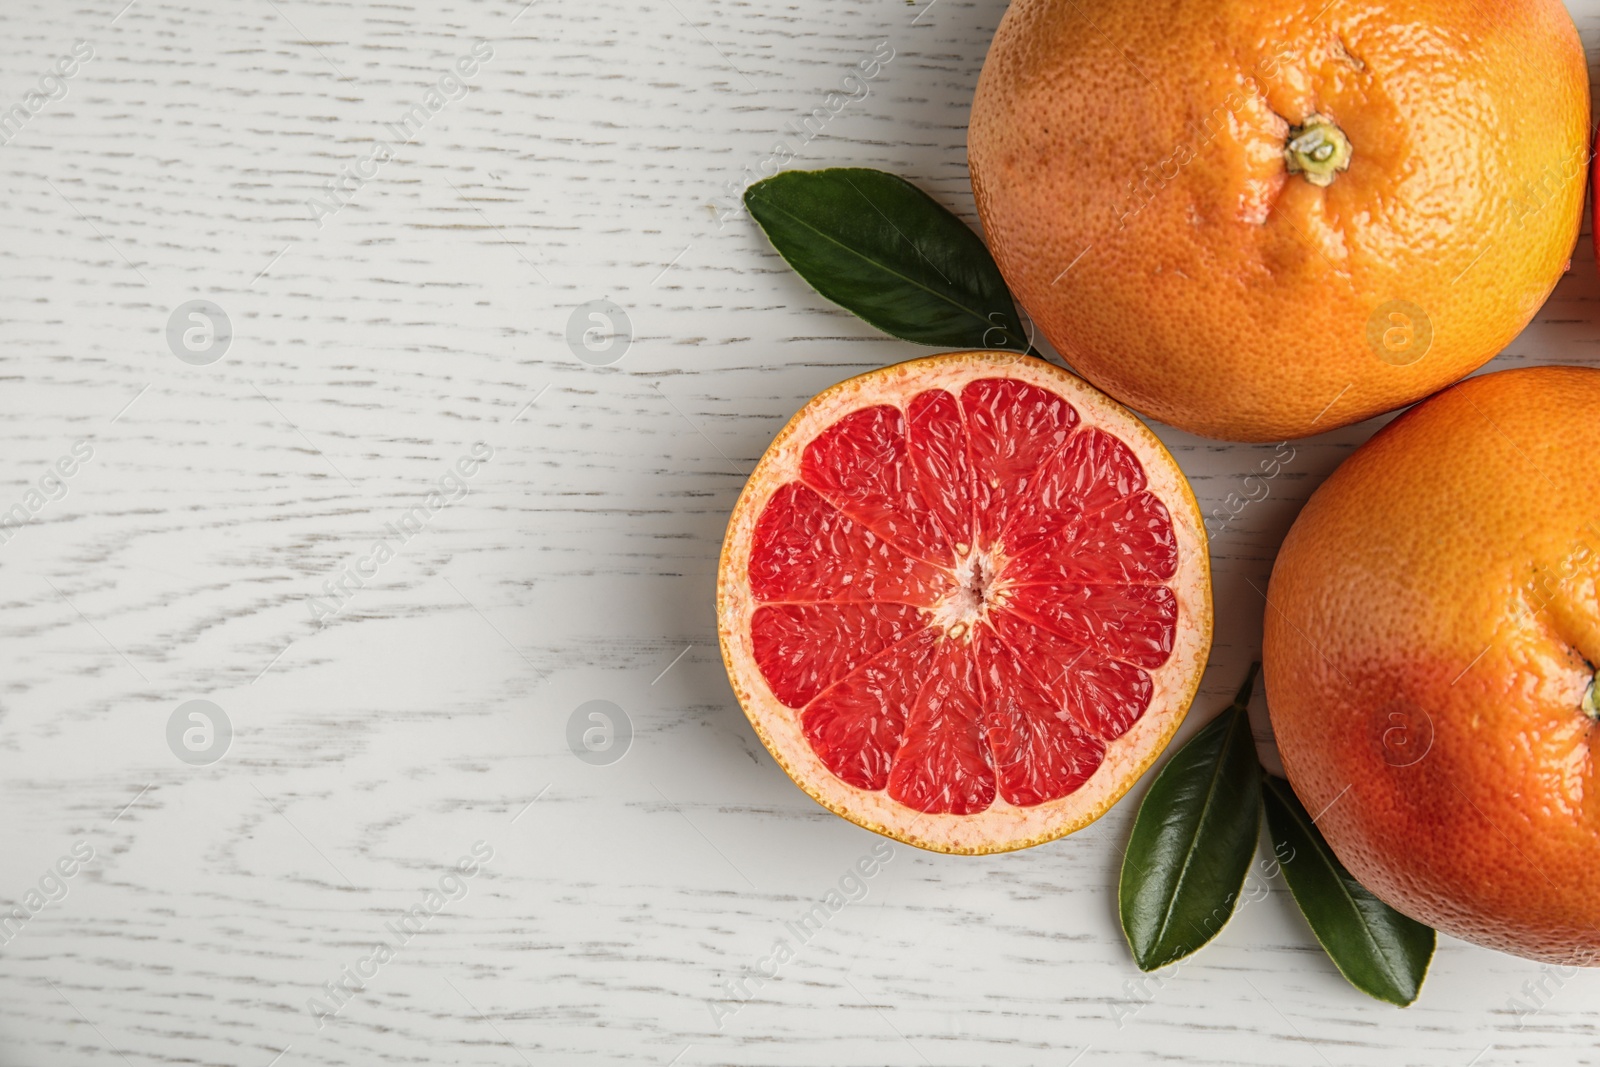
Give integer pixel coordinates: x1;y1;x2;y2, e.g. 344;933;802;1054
3;0;1599;1063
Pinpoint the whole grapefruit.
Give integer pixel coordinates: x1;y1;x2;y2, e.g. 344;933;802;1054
968;0;1588;442
1264;365;1600;964
717;353;1212;853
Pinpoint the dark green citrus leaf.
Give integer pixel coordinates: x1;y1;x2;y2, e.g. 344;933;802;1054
1262;774;1436;1006
1119;664;1263;971
743;167;1032;352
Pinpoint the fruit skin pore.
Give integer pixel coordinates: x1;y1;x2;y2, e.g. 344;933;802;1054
968;0;1589;442
1264;366;1600;965
717;352;1214;854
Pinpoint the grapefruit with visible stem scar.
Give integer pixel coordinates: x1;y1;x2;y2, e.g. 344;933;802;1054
968;0;1588;442
717;353;1212;854
1266;365;1600;964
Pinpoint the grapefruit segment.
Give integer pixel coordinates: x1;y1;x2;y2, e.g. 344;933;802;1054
1001;492;1179;586
1002;427;1148;555
719;353;1212;853
905;389;975;556
800;628;937;791
1006;583;1178;668
800;404;952;565
751;602;928;708
887;642;995;815
749;483;946;603
963;377;1079;548
988;610;1155;742
978;627;1108;807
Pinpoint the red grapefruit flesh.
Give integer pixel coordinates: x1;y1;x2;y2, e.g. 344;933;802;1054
718;353;1212;853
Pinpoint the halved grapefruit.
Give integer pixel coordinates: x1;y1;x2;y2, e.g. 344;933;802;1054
718;353;1212;853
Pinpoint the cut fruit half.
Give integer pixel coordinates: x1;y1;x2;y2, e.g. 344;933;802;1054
718;353;1213;854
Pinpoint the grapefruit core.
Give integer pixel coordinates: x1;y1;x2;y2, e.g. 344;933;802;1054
717;353;1212;854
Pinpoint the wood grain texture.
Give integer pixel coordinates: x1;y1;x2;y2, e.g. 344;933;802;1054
3;0;1600;1063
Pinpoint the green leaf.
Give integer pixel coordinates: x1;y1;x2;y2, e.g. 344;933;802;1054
743;168;1033;352
1261;774;1436;1006
1119;664;1264;971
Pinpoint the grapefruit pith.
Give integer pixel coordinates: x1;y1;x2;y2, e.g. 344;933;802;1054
717;353;1212;854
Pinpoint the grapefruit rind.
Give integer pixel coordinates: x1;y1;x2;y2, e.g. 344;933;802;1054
717;352;1213;854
